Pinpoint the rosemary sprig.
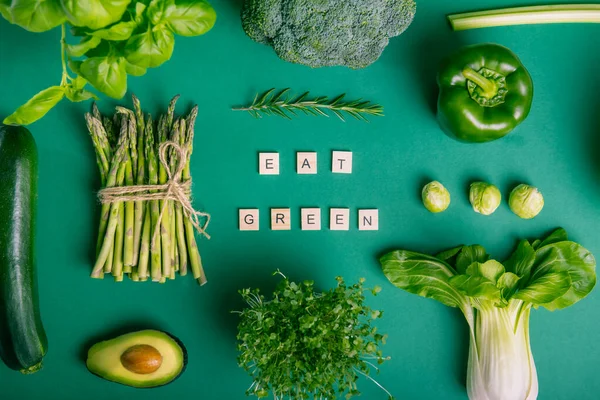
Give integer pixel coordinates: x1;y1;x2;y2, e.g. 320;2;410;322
233;88;384;122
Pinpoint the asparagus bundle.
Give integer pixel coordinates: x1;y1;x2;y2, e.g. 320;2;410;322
86;95;209;285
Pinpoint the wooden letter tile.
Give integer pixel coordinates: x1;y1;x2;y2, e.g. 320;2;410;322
332;151;352;174
358;209;379;231
259;152;280;175
271;208;291;230
297;152;317;174
301;208;321;230
239;209;259;231
330;208;350;230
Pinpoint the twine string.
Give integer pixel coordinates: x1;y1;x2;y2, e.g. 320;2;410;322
97;141;211;250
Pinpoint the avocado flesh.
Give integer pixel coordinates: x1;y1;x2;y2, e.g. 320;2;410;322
86;330;185;388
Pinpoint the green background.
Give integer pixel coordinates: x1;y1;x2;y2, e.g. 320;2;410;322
1;1;599;399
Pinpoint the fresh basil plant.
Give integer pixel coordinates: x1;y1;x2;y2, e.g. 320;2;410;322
0;0;217;126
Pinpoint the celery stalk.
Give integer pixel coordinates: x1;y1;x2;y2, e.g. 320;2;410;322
448;4;600;31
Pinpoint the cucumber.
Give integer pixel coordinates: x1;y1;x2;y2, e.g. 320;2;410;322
0;125;47;374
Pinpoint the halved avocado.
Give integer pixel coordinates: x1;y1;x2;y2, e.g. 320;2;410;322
86;330;187;388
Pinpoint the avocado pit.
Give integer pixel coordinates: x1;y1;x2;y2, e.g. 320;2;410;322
120;344;163;374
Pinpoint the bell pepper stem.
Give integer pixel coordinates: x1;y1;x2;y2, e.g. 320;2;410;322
462;67;497;98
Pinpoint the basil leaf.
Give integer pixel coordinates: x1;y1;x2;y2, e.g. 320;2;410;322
65;77;99;102
68;59;83;75
538;228;568;248
9;0;66;32
163;0;217;36
61;0;130;30
134;2;147;24
65;88;99;102
147;0;167;25
380;250;468;310
532;242;597;310
88;20;137;41
66;36;102;57
513;271;571;305
449;275;501;303
125;61;147;76
70;75;88;90
125;25;174;68
0;2;14;23
503;240;535;284
456;245;489;274
3;86;65;125
79;56;127;99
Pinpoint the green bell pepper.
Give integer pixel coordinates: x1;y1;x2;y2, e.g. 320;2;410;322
436;43;533;143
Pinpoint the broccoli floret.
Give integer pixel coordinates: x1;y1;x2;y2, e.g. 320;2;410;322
241;0;416;69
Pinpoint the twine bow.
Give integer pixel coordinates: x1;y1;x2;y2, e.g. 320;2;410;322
97;141;211;248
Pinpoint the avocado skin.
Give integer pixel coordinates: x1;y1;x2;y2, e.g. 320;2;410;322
86;330;187;388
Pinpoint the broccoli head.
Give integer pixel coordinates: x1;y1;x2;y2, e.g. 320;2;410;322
241;0;417;69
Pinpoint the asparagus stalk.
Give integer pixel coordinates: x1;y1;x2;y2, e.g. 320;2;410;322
85;114;109;184
168;118;182;275
145;115;162;282
104;116;116;149
123;117;137;271
132;95;146;266
182;107;207;285
174;119;188;276
92;102;102;122
157;115;172;278
85;114;113;255
91;121;129;278
104;243;114;274
137;203;152;279
112;200;125;279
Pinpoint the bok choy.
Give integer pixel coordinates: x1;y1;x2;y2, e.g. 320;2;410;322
379;228;596;400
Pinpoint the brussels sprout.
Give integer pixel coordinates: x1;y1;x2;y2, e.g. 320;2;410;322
422;181;451;213
509;184;544;219
469;182;502;216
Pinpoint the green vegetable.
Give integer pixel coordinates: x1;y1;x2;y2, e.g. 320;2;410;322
1;0;217;126
79;55;127;99
469;182;501;215
448;4;600;31
3;86;66;126
88;95;209;285
0;0;67;32
234;271;392;399
61;0;130;30
124;25;175;68
380;228;596;400
162;0;217;36
241;0;416;69
509;184;544;219
422;181;451;213
437;43;534;143
0;125;48;374
233;88;384;122
86;329;186;388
